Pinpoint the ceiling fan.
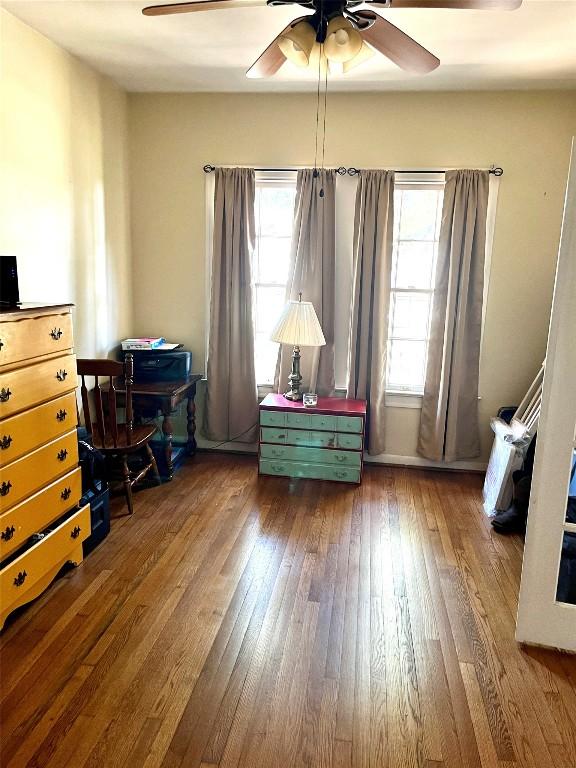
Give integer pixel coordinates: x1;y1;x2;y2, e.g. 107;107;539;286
142;0;522;79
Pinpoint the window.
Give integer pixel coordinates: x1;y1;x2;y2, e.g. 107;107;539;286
387;178;444;394
250;172;443;392
253;173;297;386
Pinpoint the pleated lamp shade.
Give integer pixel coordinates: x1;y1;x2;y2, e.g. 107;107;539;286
270;300;326;347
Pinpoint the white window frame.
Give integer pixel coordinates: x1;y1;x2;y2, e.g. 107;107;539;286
386;172;445;400
253;170;297;389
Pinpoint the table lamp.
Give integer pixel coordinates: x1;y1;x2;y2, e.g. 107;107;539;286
270;293;326;401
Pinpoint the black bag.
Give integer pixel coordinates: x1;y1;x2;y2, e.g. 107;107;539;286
77;428;106;493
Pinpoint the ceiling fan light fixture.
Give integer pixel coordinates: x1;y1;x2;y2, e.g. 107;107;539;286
278;20;316;69
328;58;344;75
324;16;362;63
342;41;376;73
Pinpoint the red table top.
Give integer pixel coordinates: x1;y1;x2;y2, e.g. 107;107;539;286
260;392;366;417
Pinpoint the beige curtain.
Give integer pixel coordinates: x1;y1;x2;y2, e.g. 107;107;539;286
204;168;258;443
418;169;489;462
346;170;395;456
275;169;336;396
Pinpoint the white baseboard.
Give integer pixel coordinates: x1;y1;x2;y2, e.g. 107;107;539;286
364;453;487;472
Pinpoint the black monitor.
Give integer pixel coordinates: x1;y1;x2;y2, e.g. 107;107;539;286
0;256;20;307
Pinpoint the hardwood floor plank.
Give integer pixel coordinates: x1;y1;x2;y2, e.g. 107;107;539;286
1;456;574;768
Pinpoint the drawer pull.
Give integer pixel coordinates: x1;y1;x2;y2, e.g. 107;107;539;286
335;455;346;463
71;526;81;539
0;435;13;450
57;449;68;462
61;487;72;501
56;369;68;382
271;448;284;457
0;388;11;403
0;339;3;351
0;481;12;497
56;409;67;422
1;525;15;541
271;464;286;473
13;571;27;587
335;471;348;479
50;327;63;340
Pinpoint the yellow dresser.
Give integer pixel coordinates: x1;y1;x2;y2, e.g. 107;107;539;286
0;304;89;630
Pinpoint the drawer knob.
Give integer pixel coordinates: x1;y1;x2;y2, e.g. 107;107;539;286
0;435;13;450
0;481;12;497
57;449;68;462
272;464;286;472
0;339;3;351
335;455;345;462
0;388;11;403
61;487;72;501
50;327;63;340
13;571;27;587
56;369;68;382
1;525;15;541
71;525;81;539
56;409;67;422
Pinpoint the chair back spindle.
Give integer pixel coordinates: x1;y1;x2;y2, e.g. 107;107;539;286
125;354;134;445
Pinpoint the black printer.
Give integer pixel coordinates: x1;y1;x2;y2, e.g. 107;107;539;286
121;346;192;383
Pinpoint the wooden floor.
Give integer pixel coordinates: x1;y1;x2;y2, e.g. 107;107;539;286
1;455;575;768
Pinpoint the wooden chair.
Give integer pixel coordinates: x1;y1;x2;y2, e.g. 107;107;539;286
77;354;161;514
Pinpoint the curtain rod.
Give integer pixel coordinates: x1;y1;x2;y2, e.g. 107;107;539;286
203;164;504;177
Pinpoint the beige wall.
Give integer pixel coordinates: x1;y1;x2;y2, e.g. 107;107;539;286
0;9;132;357
128;90;575;465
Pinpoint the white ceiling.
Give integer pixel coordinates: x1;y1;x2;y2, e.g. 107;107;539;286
2;0;576;92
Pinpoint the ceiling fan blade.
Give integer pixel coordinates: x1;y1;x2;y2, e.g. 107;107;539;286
142;0;264;16
246;16;306;78
361;14;440;74
367;1;522;9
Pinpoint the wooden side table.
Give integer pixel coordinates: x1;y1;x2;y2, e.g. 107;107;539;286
104;375;202;480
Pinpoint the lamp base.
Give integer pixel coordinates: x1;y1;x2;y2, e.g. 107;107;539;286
283;389;303;402
283;345;303;402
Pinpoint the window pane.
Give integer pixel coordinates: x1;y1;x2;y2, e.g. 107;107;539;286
389;292;431;340
255;237;291;284
387;339;427;391
255;286;285;334
255;186;295;237
398;189;442;240
255;334;279;386
393;241;437;289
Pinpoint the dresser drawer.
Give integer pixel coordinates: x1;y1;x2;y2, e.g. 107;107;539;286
336;415;364;434
0;468;81;561
336;432;363;451
260;410;286;428
260;427;287;444
285;412;337;431
260;459;360;484
0;311;73;370
260;443;361;468
0;430;79;513
0;504;89;626
286;429;337;448
0;392;77;468
0;353;77;419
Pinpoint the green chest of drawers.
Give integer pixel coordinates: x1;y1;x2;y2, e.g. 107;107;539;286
259;393;367;484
